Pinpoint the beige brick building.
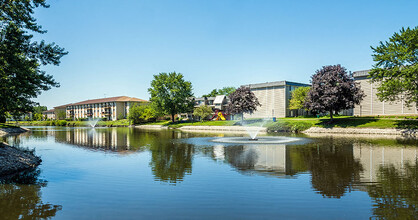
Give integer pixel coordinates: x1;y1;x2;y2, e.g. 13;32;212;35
353;70;417;116
54;96;148;121
243;81;310;118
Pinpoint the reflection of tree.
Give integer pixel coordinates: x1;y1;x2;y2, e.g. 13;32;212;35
367;162;418;219
0;169;62;219
290;139;363;198
149;142;193;184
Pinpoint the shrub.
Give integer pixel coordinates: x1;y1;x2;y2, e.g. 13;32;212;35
56;120;67;126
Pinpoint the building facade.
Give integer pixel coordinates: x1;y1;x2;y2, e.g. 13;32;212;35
54;96;148;121
243;81;310;119
42;109;56;120
353;70;417;116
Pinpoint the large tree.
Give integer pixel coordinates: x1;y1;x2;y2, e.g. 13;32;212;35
369;27;418;107
202;86;236;97
0;0;67;122
305;65;364;120
226;86;260;120
289;86;310;111
148;72;193;123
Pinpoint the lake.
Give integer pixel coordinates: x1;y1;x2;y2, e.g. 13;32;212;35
1;126;417;219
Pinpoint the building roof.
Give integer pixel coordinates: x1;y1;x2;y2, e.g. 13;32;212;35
54;96;148;108
54;104;72;109
245;80;310;89
352;69;370;78
43;109;55;113
214;95;226;104
72;96;148;105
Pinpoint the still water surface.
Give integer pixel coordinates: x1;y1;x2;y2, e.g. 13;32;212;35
1;126;418;219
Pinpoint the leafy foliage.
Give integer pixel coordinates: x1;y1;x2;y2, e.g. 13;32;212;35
0;0;67;122
226;86;261;118
128;104;157;124
203;86;236;97
369;27;418;106
55;110;66;120
305;65;364;119
148;72;193;122
289;86;310;110
193;105;213;122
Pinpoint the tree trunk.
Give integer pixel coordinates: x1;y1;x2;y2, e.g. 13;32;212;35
241;113;244;124
171;113;175;123
329;109;333;121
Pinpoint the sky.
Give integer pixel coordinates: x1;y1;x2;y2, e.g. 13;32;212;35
33;0;418;109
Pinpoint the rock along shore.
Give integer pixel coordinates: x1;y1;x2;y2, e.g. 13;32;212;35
303;127;417;137
0;126;29;136
0;142;42;178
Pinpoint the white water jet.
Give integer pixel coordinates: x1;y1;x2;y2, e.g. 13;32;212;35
87;118;101;128
240;117;270;140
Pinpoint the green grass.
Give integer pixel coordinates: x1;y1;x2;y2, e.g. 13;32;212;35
0;123;18;128
266;117;418;132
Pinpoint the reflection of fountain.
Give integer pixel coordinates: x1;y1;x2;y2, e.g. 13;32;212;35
87;118;101;128
240;118;270;140
212;136;303;144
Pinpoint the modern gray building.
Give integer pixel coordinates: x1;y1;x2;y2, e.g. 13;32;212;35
243;81;310;118
353;70;417;116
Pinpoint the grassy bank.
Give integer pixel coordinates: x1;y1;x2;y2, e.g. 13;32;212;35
6;116;418;132
267;117;418;132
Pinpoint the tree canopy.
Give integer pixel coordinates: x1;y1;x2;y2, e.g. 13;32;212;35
148;72;193;123
226;86;260;119
369;27;418;106
128;104;157;124
0;0;67;122
193;105;213;122
202;86;236;97
289;86;310;110
305;65;364;119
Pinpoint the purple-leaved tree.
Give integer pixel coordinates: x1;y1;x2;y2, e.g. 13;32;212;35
305;65;364;120
226;86;261;121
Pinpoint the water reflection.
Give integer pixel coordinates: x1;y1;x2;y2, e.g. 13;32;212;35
0;169;62;219
367;162;418;219
3;127;418;219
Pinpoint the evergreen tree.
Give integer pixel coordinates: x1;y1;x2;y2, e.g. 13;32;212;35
0;0;67;122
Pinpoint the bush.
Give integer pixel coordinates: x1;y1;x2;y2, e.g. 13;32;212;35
267;121;312;133
56;120;67;126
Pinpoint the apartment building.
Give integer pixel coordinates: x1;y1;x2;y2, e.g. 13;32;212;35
243;81;310;118
54;96;148;121
353;70;417;116
42;109;56;120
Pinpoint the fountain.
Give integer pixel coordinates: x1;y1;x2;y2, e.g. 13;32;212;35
87;118;101;128
240;117;270;140
210;117;307;145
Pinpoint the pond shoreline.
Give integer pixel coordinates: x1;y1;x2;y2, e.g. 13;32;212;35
0;142;42;179
0;126;29;137
303;127;417;137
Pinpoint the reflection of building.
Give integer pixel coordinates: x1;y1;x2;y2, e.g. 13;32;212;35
216;145;294;177
54;96;148;121
243;81;310;118
353;143;418;183
55;128;132;151
353;70;418;116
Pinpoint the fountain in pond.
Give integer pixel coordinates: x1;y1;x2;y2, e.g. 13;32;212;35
240;117;270;140
87;118;101;128
211;117;305;145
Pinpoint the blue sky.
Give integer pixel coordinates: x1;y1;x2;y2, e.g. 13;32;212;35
34;0;418;109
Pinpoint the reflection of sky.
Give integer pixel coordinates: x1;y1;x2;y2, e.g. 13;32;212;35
3;128;418;219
